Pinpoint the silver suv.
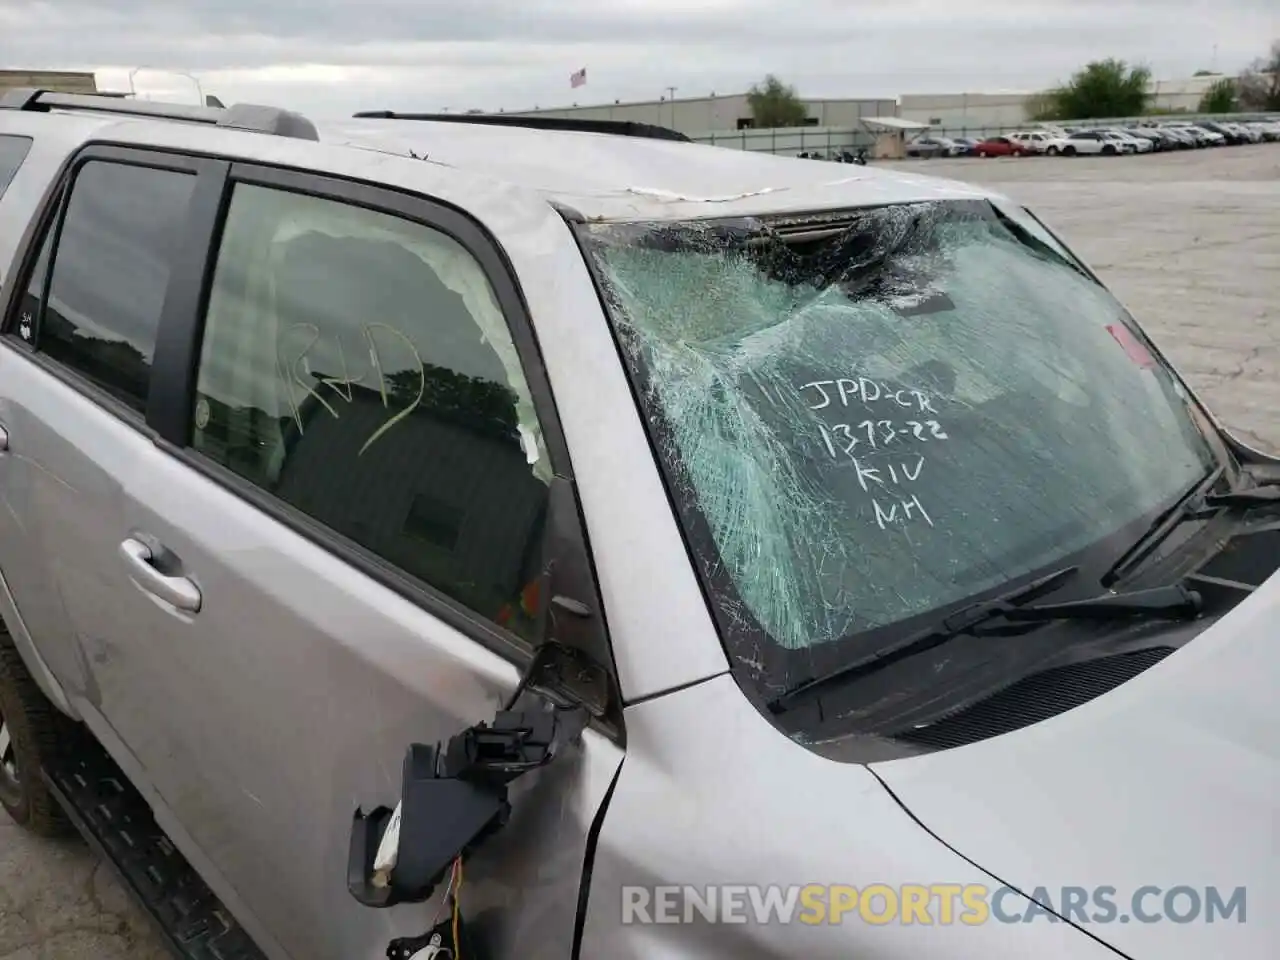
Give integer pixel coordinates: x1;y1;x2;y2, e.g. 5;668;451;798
0;90;1276;960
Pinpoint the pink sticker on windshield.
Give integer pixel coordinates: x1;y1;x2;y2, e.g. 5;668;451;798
1106;324;1155;368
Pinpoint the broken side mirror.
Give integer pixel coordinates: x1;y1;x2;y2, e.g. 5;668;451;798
347;469;617;913
347;676;598;909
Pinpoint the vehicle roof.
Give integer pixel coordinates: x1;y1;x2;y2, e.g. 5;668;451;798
316;119;1003;222
0;108;1007;226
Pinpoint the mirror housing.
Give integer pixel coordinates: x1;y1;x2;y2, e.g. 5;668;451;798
347;708;574;908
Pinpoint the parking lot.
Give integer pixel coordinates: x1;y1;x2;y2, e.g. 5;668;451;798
922;144;1279;456
1;142;1277;960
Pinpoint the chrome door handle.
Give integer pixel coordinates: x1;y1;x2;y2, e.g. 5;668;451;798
119;538;202;613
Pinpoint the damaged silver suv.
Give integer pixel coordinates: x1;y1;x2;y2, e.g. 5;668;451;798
0;89;1277;960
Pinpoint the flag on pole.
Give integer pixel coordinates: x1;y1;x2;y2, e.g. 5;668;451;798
570;67;587;89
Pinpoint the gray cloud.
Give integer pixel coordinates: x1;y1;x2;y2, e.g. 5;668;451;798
3;0;1275;117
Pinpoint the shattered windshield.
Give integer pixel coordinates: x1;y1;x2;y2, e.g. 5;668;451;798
575;200;1217;694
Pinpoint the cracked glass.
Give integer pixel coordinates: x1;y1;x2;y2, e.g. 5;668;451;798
576;199;1218;693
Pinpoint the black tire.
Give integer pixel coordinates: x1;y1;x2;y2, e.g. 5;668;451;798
0;631;72;836
1063;145;1077;156
1102;144;1116;155
1046;146;1060;156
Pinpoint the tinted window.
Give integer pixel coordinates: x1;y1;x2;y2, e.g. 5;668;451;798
0;135;32;198
36;162;195;412
192;184;552;637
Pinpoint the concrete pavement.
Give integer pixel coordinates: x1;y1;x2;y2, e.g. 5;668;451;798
1;142;1276;960
0;821;169;959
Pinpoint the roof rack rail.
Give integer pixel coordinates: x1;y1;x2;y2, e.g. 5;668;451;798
351;111;691;143
0;89;319;142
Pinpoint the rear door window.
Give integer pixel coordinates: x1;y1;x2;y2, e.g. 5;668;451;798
18;160;196;414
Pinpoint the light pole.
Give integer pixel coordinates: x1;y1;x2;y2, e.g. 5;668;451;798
180;71;206;104
126;66;204;104
664;86;676;127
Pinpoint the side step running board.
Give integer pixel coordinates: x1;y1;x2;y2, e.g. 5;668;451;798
42;731;268;960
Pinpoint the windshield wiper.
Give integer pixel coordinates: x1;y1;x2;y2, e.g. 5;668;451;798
769;570;1202;714
1101;465;1225;588
993;582;1201;620
770;565;1078;712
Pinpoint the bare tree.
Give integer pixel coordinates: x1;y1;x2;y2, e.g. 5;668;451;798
1237;41;1280;112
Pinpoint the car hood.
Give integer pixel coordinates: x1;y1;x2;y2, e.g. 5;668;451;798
871;569;1280;960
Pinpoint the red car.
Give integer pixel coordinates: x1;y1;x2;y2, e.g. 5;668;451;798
974;136;1028;157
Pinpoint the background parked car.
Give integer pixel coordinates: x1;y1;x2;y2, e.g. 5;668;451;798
1043;131;1118;156
1228;122;1263;143
1159;127;1201;149
1097;130;1142;153
1120;128;1167;151
1008;131;1053;153
1250;121;1280;141
974;135;1029;157
906;136;960;158
1176;124;1227;146
1199;120;1248;144
950;137;982;156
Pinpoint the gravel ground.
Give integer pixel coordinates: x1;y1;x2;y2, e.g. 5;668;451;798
1;141;1277;960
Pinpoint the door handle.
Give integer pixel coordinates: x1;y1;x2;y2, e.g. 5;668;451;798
119;538;202;613
0;424;8;451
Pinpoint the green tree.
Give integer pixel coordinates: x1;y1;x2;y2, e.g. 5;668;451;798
1237;40;1280;111
746;74;809;128
1198;77;1238;113
1032;59;1152;120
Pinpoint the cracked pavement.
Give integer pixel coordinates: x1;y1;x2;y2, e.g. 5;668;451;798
1;142;1277;960
0;822;169;959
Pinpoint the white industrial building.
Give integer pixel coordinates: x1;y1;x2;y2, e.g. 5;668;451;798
495;92;899;133
495;73;1250;142
0;69;97;95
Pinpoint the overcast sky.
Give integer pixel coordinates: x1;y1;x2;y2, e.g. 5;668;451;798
5;0;1277;119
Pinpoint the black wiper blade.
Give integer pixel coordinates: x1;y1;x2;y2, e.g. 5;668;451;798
769;565;1079;713
996;582;1202;622
1101;465;1225;588
768;572;1202;715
